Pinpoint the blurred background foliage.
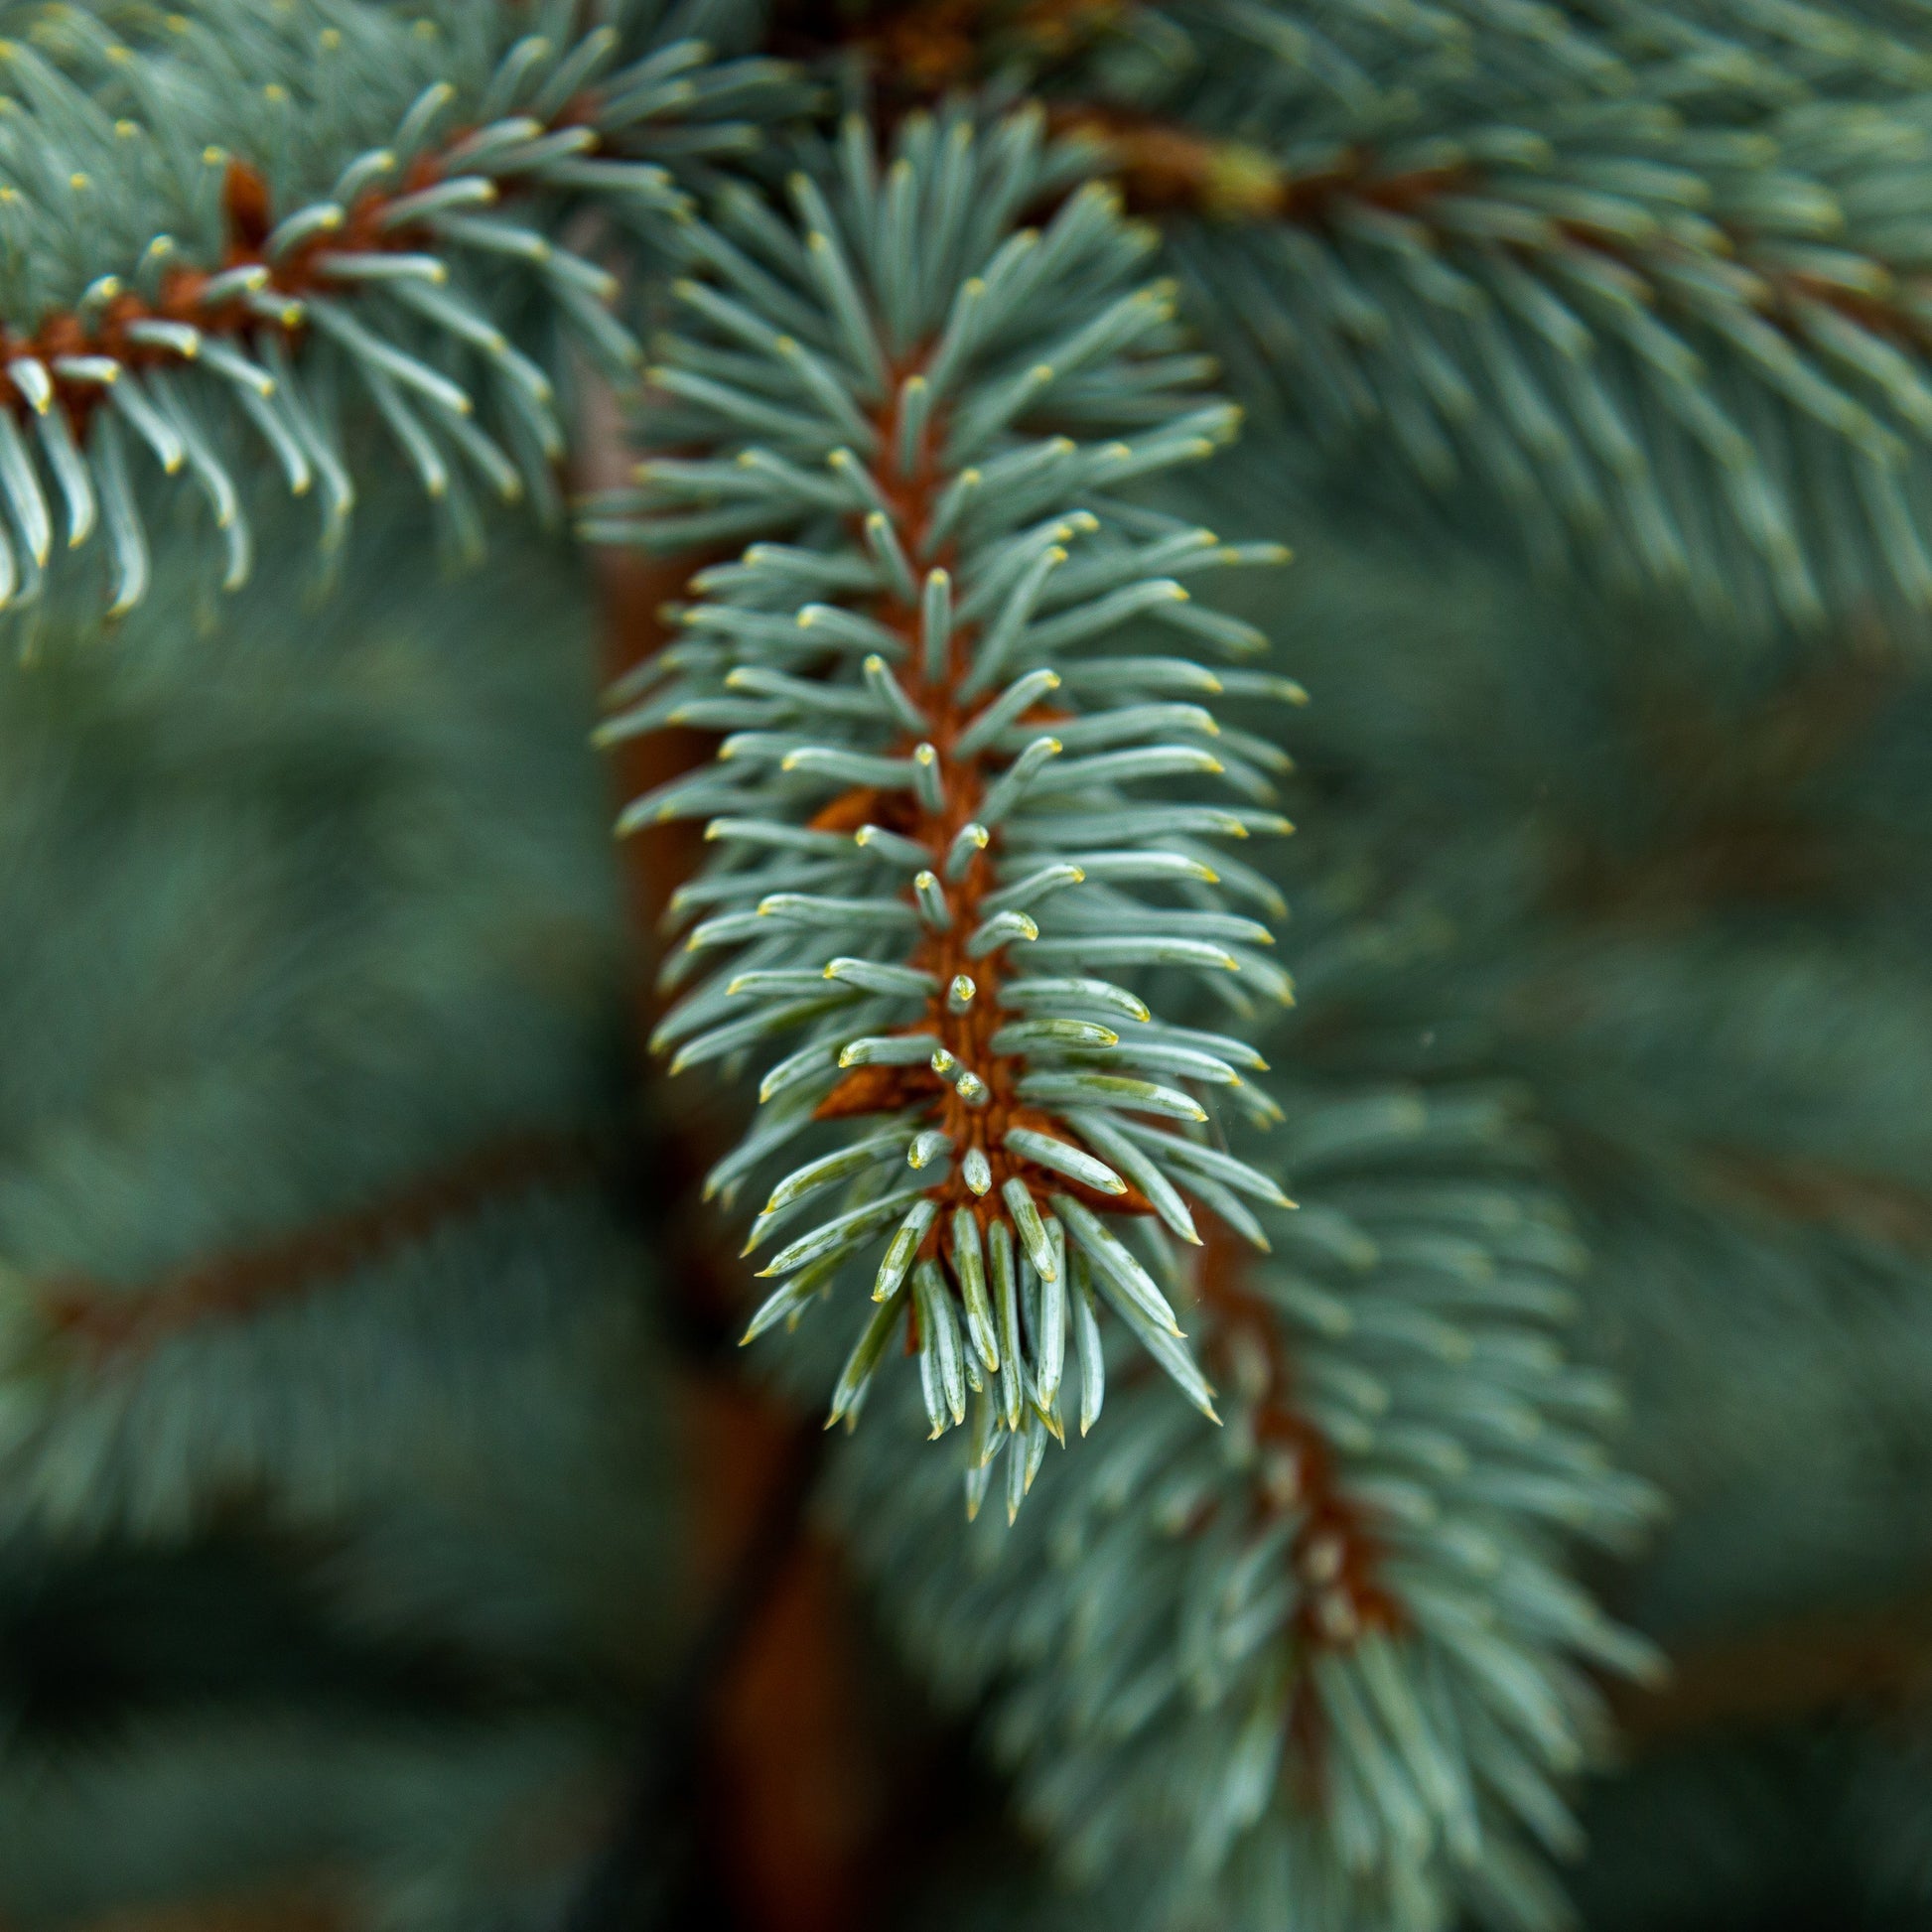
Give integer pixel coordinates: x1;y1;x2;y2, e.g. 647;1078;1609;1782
4;2;1932;1930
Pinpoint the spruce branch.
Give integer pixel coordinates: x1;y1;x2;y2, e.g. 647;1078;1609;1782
834;1079;1662;1931
1062;96;1932;425
1698;1151;1932;1252
1084;96;1932;621
591;104;1300;1499
0;476;631;1546
1614;1585;1932;1746
34;1130;601;1361
794;0;1932;100
808;0;1932;618
777;0;1133;94
0;1;791;614
1190;1216;1405;1661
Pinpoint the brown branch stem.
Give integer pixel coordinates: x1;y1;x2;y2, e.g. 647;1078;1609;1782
795;366;1152;1252
1052;107;1932;362
37;1130;602;1360
1;92;611;441
1190;1220;1399;1695
1616;1589;1932;1746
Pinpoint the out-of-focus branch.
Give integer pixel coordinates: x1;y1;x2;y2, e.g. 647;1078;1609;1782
37;1132;601;1360
1617;1590;1932;1747
1051;107;1470;222
1701;1154;1932;1253
1055;106;1932;363
74;1883;350;1932
1192;1218;1403;1652
774;0;1128;93
562;1414;823;1932
1545;647;1904;922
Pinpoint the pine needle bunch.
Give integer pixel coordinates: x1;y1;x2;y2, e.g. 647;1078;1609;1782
0;485;626;1540
0;0;784;615
596;106;1302;1493
837;1073;1662;1931
981;0;1932;623
16;3;1932;1926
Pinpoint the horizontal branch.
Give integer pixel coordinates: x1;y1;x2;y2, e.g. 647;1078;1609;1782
1051;108;1467;225
1544;646;1901;920
1056;105;1932;362
1044;101;1932;616
0;49;636;443
1617;1587;1932;1746
1702;1151;1932;1252
0;15;784;610
774;0;1125;95
37;1130;602;1360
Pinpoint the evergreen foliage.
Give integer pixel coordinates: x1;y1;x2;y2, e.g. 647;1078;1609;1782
996;0;1932;622
0;491;676;1925
600;107;1305;1480
2;4;1931;1931
0;0;784;612
837;1070;1661;1929
0;486;637;1535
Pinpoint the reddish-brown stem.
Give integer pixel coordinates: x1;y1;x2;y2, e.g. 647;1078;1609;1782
1186;1219;1402;1781
1051;106;1932;369
1049;108;1470;224
772;0;1127;96
1193;1217;1400;1654
2;89;607;441
38;1130;600;1361
1613;1586;1932;1744
805;371;1154;1256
